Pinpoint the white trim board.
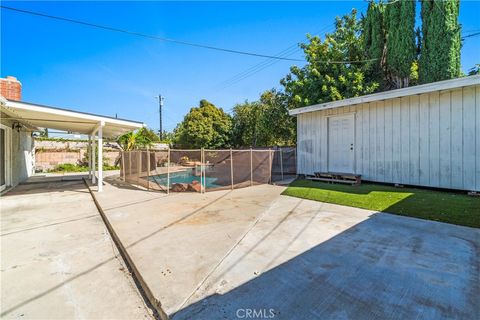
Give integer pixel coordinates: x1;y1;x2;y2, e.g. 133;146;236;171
289;75;480;116
2;99;145;138
6;100;144;127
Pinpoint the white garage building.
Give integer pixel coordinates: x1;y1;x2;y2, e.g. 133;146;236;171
290;75;480;191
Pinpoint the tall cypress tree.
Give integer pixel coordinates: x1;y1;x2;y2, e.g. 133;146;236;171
419;0;461;84
363;1;387;88
385;0;416;88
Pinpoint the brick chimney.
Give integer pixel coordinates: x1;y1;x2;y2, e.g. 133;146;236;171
0;76;22;101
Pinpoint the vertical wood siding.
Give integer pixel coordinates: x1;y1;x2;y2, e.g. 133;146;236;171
296;85;480;191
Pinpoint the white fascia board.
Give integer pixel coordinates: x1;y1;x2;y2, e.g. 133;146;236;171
289;75;480;116
6;100;145;128
1;103;39;130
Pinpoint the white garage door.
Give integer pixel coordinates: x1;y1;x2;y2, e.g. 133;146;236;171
328;114;354;173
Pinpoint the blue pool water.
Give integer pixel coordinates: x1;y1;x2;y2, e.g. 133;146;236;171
149;169;220;188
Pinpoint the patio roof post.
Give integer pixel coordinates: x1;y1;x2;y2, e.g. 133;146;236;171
97;122;104;192
87;135;92;179
269;148;272;184
92;136;96;184
166;148;170;195
250;148;253;187
201;148;204;194
230;148;234;190
279;147;284;181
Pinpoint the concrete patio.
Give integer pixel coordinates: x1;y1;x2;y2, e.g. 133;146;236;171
0;179;153;319
90;175;480;320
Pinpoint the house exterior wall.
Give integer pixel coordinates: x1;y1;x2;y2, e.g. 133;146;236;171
0;117;34;187
297;84;480;191
12;129;34;185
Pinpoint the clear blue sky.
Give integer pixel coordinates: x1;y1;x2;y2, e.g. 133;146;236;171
2;1;479;134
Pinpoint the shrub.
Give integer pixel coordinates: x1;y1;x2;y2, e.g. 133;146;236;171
49;163;119;173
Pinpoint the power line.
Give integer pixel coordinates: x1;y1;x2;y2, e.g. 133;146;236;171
222;56;378;92
217;3;370;91
216;45;300;89
217;47;300;90
219;48;377;90
219;2;477;92
462;31;480;39
0;5;305;62
430;1;477;41
217;26;330;90
218;36;324;91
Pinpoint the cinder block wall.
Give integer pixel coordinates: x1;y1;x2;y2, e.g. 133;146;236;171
34;140;121;172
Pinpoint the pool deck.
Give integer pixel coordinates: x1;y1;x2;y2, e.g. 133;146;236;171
90;177;283;317
88;175;480;320
1;179;153;319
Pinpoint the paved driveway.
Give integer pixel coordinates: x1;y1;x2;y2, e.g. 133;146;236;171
176;195;480;320
0;180;153;319
93;177;480;320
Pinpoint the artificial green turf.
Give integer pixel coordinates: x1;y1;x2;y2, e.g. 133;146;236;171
282;179;480;228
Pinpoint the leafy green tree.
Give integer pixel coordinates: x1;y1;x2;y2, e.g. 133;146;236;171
173;99;232;148
135;127;160;147
363;1;387;87
385;0;416;88
419;0;461;83
117;127;160;151
159;131;174;144
281;9;379;108
231;100;262;147
232;90;296;147
258;89;296;146
118;131;136;151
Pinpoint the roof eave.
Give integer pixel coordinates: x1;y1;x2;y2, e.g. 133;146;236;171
5;99;144;127
289;75;480;116
2;99;145;138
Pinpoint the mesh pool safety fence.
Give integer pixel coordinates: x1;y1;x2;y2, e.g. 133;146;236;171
120;147;296;193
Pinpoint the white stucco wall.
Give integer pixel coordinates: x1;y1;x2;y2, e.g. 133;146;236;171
12;129;34;185
0;117;34;187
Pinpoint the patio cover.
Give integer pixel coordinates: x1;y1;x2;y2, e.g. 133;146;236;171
2;99;143;138
1;98;144;192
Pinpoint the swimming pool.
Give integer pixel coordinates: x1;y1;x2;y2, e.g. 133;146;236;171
149;168;220;188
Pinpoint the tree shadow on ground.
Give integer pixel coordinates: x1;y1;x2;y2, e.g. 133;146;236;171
283;180;480;228
104;174;166;192
4;180;89;196
173;213;479;320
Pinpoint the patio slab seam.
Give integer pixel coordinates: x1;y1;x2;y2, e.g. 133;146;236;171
83;178;169;320
176;193;279;311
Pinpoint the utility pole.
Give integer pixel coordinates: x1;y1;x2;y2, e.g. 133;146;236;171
157;94;164;140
